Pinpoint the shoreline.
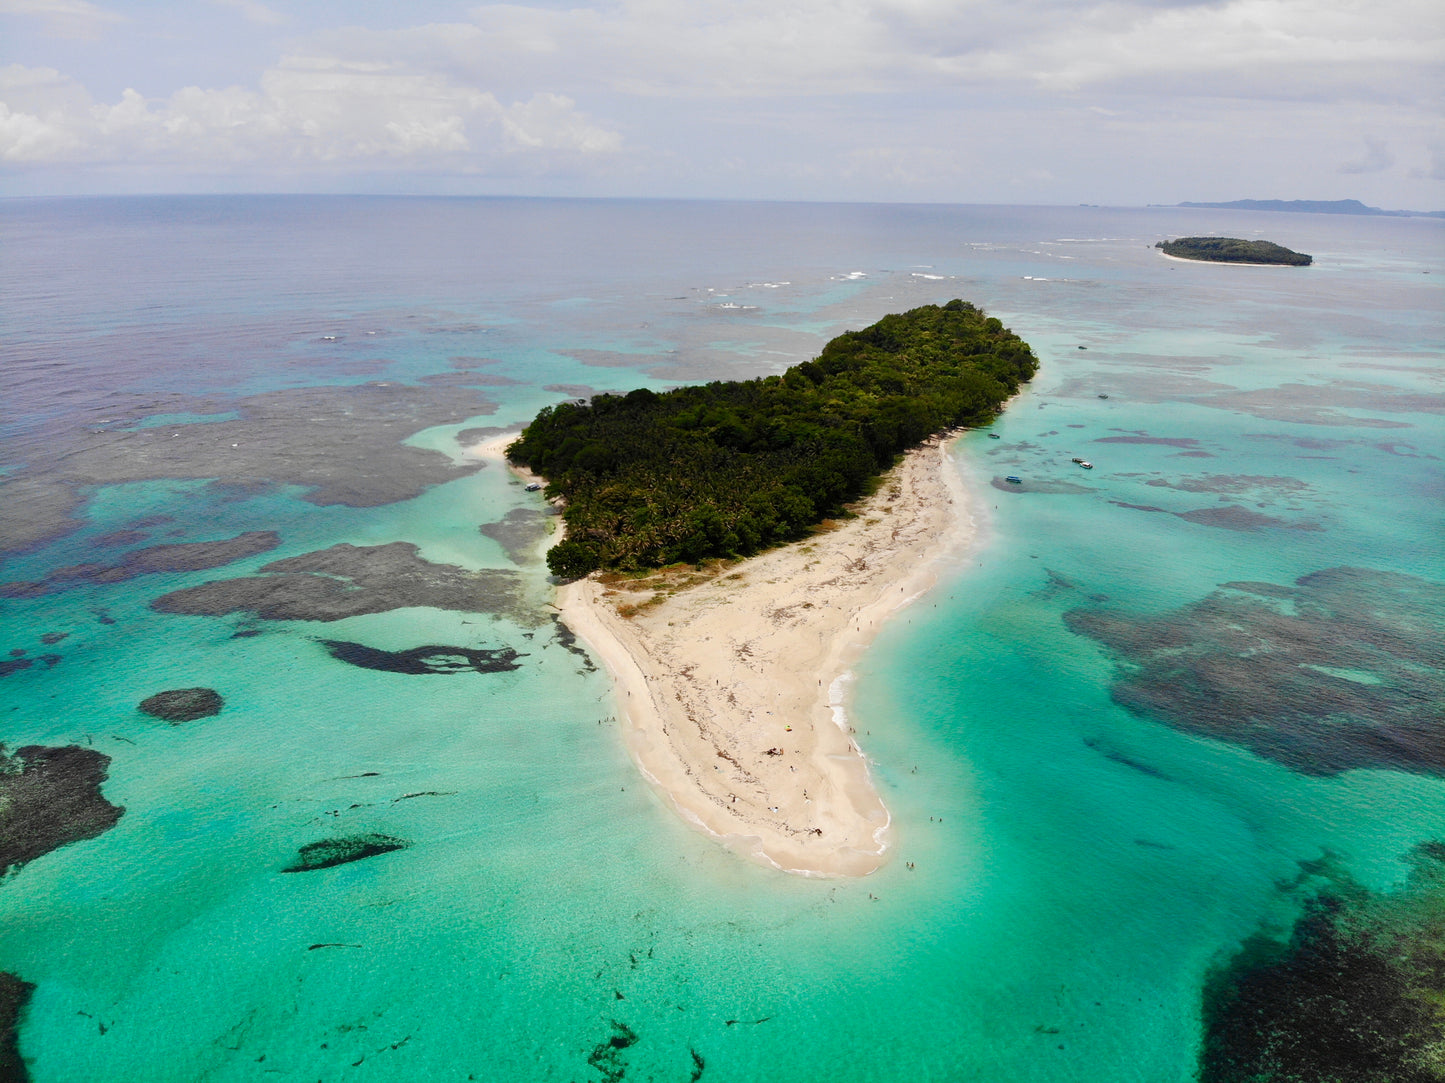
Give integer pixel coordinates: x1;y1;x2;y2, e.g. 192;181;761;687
1157;249;1300;268
469;429;977;877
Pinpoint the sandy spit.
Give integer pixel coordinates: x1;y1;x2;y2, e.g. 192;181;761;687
469;429;977;877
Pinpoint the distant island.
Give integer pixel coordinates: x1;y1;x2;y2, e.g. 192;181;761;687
1174;199;1444;219
508;301;1037;578
1156;237;1312;266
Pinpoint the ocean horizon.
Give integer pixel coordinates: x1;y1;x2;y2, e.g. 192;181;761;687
2;195;1441;1081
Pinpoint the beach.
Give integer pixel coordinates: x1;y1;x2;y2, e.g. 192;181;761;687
473;430;976;877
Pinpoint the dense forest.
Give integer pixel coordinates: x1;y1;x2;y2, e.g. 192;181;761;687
507;300;1038;578
1156;237;1312;265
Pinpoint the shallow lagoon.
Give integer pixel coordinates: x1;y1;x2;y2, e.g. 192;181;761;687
1;197;1441;1081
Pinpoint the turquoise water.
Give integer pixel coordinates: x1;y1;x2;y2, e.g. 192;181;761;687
1;198;1441;1081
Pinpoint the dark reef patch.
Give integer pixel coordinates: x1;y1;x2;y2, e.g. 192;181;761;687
478;507;549;564
90;529;150;548
1200;844;1445;1082
417;371;521;388
0;382;497;556
1083;738;1172;781
1095;435;1203;448
139;688;224;722
543;383;601;399
1065;567;1445;776
989;477;1095;494
0;745;125;876
1109;501;1170;514
0;659;31;678
587;1020;639;1083
1175;506;1321;532
0;972;35;1083
150;542;523;622
1206;381;1442;428
282;833;410;873
319;640;525;675
0;531;282;598
551;615;597;672
1146;474;1310;496
455;425;513;447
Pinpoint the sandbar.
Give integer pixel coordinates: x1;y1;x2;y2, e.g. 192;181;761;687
469;430;976;877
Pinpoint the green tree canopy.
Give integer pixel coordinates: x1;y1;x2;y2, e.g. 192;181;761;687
508;300;1038;578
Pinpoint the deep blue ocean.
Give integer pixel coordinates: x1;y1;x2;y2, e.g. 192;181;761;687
1;196;1441;1081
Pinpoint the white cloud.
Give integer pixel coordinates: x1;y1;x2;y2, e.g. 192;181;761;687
209;0;285;27
408;0;1443;102
0;0;123;37
0;1;1440;203
0;57;623;169
979;0;1445;98
1340;135;1395;175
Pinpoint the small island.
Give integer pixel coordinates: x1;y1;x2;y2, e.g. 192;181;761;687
508;300;1038;578
1156;237;1312;266
486;301;1038;875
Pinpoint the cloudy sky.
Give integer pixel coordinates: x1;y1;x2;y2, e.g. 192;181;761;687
2;0;1441;206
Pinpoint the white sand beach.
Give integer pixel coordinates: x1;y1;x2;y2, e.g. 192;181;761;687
470;430;976;877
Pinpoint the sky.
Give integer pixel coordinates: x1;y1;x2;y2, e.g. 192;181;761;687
1;0;1442;206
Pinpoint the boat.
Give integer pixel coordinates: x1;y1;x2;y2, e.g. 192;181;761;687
1005;476;1022;484
988;433;1001;439
1078;461;1093;469
525;482;542;492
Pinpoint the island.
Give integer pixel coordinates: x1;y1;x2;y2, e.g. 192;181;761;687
487;301;1037;875
507;300;1037;578
1176;198;1444;219
1156;237;1312;266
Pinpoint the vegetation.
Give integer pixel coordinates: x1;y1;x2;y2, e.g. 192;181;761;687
507;300;1037;578
1156;236;1312;265
1199;843;1445;1082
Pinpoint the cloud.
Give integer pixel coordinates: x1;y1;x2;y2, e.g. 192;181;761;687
0;58;622;170
209;0;285;26
1339;135;1395;174
1;1;1440;203
0;0;122;37
392;0;1442;103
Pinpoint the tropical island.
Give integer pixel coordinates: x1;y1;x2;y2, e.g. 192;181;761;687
486;301;1037;875
507;300;1038;578
1156;237;1312;266
1176;198;1444;219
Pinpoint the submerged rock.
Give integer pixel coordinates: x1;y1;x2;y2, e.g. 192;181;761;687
0;745;125;876
139;687;224;722
318;640;524;675
150;542;523;622
1;381;498;558
0;972;35;1083
1199;843;1445;1082
1065;567;1445;776
1175;505;1320;532
0;531;282;598
587;1020;640;1083
283;833;410;873
478;507;549;565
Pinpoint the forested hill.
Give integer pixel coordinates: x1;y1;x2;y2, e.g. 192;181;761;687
507;300;1038;578
1156;237;1312;265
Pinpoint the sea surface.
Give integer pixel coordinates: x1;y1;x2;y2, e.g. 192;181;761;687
1;196;1441;1081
